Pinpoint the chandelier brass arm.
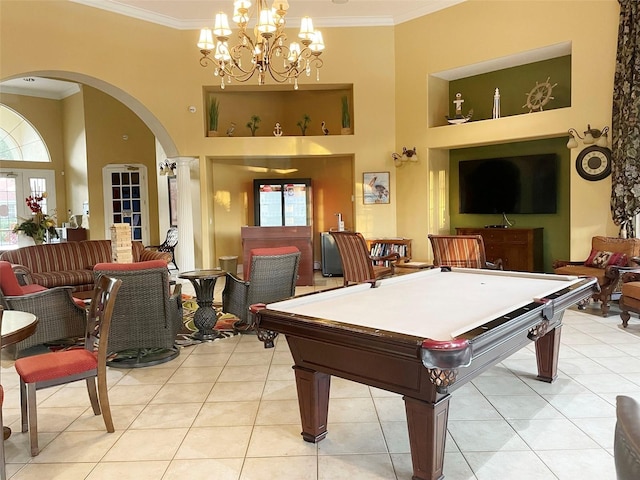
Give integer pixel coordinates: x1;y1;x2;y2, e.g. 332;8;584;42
198;0;325;89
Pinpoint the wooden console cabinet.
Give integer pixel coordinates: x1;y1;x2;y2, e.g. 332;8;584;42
241;226;313;286
455;227;543;272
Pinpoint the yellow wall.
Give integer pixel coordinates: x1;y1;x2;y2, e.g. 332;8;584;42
1;0;622;267
211;156;354;266
0;92;68;215
82;86;160;241
395;0;620;262
61;90;88;223
1;1;397;267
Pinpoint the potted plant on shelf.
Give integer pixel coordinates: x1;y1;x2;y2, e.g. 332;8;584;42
297;114;311;136
208;97;219;137
246;115;260;136
341;96;352;135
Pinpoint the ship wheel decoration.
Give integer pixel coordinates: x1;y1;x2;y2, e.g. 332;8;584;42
523;77;558;112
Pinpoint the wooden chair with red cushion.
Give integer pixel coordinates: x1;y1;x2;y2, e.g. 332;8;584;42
221;246;301;333
0;261;86;358
14;275;121;456
0;307;6;480
0;383;5;480
428;234;503;270
330;231;399;287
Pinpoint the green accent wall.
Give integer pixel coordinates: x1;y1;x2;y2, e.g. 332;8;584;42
449;56;571;120
450;137;570;272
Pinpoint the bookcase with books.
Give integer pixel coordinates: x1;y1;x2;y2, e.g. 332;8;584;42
366;238;412;265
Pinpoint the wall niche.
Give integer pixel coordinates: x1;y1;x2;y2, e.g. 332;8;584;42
202;84;353;138
428;42;572;128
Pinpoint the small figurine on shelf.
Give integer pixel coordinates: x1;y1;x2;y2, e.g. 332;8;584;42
273;122;283;137
446;92;473;125
493;88;501;119
321;121;329;135
68;209;78;228
226;122;236;137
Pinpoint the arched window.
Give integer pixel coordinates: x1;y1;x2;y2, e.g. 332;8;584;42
0;105;55;248
0;104;50;162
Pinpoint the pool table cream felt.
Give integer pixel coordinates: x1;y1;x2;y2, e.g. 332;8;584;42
266;267;582;340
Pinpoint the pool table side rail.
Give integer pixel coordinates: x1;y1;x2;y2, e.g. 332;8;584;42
254;276;598;398
257;276;598;348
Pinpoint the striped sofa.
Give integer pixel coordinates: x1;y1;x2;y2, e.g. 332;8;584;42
0;240;171;292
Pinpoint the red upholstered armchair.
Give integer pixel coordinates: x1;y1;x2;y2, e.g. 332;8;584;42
330;231;399;286
222;246;300;332
428;234;503;270
0;261;86;358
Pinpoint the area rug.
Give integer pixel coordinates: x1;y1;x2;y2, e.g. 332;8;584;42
17;295;239;357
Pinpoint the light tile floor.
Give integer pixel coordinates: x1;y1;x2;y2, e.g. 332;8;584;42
2;272;639;479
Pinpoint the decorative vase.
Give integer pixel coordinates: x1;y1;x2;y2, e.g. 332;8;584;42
17;232;36;247
32;228;47;245
341;127;352;135
208;130;218;137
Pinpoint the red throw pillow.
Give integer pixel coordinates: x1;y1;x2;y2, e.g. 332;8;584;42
585;249;628;268
607;252;628;267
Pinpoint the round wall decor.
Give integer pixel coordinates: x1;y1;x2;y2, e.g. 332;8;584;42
575;145;612;181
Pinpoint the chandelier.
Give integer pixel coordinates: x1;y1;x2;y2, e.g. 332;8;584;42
197;0;325;89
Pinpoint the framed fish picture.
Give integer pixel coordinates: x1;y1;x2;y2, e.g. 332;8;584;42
363;172;390;204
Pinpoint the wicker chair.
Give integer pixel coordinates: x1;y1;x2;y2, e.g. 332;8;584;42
615;395;640;480
0;261;86;358
428;234;503;270
93;260;182;367
330;231;399;286
222;247;300;333
145;227;178;269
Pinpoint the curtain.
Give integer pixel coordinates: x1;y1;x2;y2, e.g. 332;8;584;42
611;0;640;238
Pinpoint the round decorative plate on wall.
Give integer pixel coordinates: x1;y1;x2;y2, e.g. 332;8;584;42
575;145;612;181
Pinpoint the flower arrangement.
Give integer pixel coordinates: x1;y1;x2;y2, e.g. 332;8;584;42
13;193;58;244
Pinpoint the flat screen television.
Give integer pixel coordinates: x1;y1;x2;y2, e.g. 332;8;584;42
458;153;558;214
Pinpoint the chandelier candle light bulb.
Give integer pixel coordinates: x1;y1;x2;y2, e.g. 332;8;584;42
198;0;325;89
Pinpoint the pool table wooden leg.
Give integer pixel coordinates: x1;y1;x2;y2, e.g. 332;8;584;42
404;395;449;480
535;325;562;383
293;365;330;443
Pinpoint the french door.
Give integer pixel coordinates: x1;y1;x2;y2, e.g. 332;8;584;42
102;164;150;245
0;169;56;248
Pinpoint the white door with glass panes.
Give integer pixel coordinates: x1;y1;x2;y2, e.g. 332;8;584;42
102;165;150;245
0;169;56;249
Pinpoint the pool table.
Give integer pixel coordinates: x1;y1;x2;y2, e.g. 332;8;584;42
253;267;599;480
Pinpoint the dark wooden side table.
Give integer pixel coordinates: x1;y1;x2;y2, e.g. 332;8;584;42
179;269;226;341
